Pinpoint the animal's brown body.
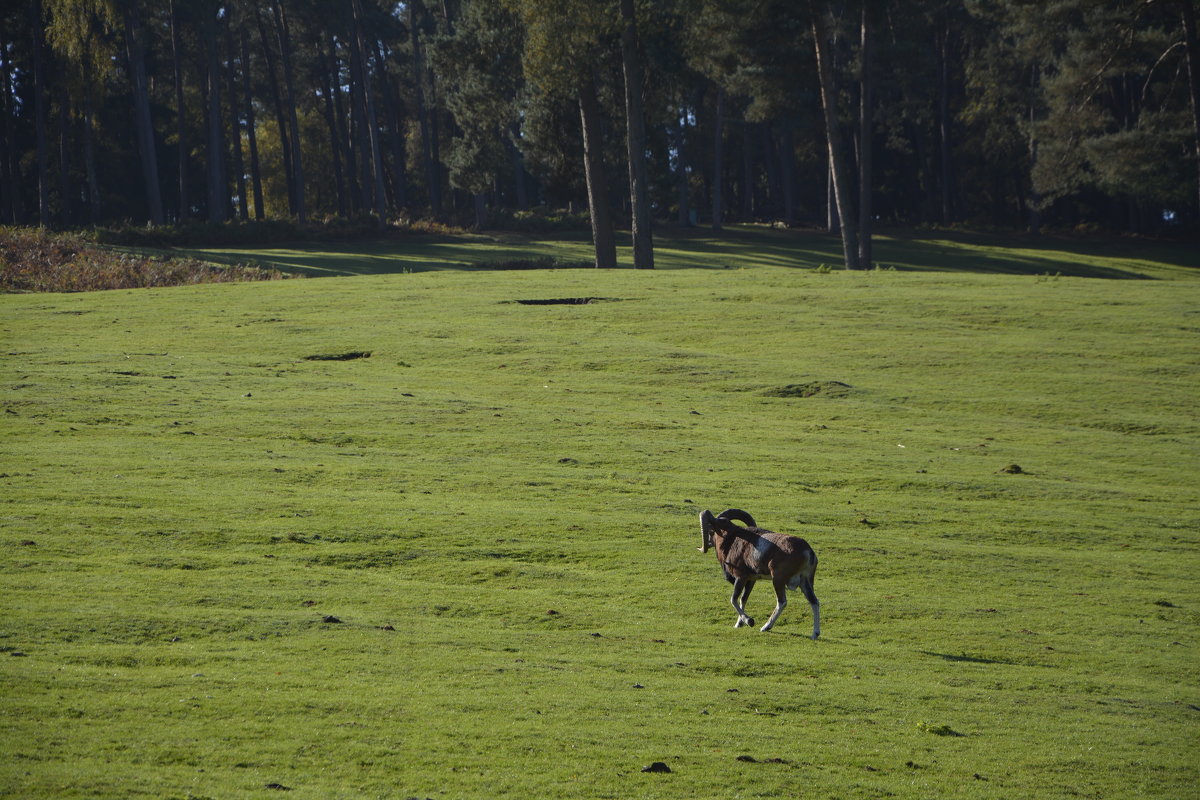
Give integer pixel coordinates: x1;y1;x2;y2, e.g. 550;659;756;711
699;508;820;638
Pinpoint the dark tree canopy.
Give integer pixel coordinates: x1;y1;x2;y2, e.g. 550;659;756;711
2;0;1196;267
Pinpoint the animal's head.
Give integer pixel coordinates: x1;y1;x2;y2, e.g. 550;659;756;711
698;508;758;552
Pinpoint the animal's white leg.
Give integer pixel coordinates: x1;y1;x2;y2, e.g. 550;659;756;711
739;579;755;627
810;600;820;640
730;580;747;627
760;597;786;631
760;580;788;631
731;579;754;627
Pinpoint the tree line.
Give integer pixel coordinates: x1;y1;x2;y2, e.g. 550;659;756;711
3;0;1198;268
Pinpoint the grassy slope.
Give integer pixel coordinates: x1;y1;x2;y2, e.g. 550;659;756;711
2;231;1198;799
186;225;1200;279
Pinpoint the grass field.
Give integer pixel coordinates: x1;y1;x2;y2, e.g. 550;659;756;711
184;224;1200;278
2;227;1198;799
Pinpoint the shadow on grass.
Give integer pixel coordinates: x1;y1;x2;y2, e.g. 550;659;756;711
920;650;1051;668
875;229;1199;279
178;226;1200;280
921;650;1012;665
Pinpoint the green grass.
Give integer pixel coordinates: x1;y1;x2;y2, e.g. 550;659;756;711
182;224;1200;279
2;229;1198;799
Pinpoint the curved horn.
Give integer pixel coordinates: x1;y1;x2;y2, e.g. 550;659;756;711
716;508;757;528
699;509;716;552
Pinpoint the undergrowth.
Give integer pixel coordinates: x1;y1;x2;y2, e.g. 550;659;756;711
86;207;587;249
0;227;287;292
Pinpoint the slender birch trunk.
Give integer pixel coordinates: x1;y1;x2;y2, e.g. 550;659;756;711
857;4;873;269
812;5;859;268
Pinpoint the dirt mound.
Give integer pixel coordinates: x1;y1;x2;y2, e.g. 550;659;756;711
762;380;852;398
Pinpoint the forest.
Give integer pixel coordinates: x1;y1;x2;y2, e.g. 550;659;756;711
3;0;1199;269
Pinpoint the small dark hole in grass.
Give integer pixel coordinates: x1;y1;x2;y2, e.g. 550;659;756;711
921;650;1009;665
304;351;372;361
513;297;614;305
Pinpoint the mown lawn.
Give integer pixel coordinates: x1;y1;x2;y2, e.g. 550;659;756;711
2;229;1197;799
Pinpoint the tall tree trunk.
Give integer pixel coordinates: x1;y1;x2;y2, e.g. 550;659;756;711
711;84;725;231
579;76;617;268
812;6;859;269
1181;0;1200;218
351;0;387;227
619;0;653;267
316;37;348;217
763;125;781;217
272;1;305;222
1027;66;1041;235
327;34;359;214
826;155;838;232
0;20;10;222
224;20;247;222
240;30;265;221
857;4;873;269
374;39;409;212
431;99;446;214
410;4;441;216
255;6;294;215
170;0;189;220
203;6;227;223
675;105;690;226
741;123;754;219
123;1;165;225
33;0;50;227
83;93;100;222
58;84;72;226
0;15;21;223
938;17;954;225
780;122;796;225
510;124;529;211
347;22;373;212
473;192;487;230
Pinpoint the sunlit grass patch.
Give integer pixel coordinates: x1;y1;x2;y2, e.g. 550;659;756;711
1;240;1197;799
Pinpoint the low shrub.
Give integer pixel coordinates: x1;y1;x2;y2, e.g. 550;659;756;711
480;255;594;270
90;217;388;247
486;207;592;234
1;227;288;293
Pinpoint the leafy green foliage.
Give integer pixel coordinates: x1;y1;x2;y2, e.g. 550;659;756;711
973;0;1197;214
2;234;1198;798
432;0;525;198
